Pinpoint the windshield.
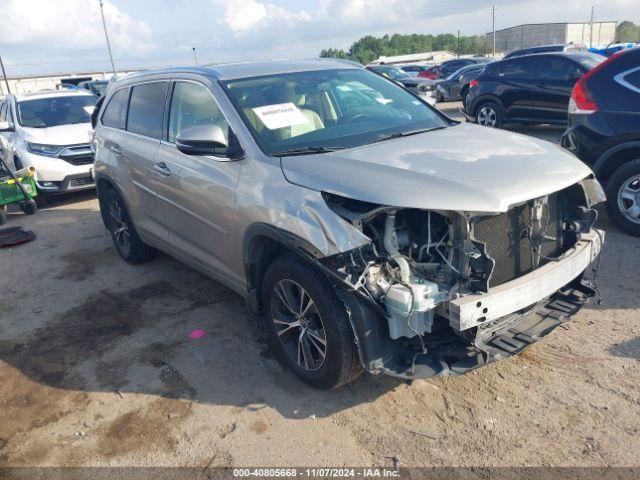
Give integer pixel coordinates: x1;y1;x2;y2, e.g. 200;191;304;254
222;68;449;156
17;95;96;128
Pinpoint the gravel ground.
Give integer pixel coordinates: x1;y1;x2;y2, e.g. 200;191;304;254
0;109;638;469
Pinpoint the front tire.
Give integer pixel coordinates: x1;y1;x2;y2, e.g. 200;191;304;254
606;159;640;236
261;254;362;389
19;200;37;215
475;100;503;128
102;187;157;263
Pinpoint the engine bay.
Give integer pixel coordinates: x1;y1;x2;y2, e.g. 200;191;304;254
321;179;603;347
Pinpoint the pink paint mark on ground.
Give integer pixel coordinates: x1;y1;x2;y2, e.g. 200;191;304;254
189;329;205;339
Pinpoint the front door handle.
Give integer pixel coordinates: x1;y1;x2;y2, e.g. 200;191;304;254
154;162;171;176
110;144;122;155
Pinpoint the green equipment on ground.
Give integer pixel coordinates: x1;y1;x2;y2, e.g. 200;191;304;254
0;156;38;225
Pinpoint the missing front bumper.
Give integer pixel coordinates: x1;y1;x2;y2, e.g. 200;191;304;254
449;229;603;331
368;278;596;380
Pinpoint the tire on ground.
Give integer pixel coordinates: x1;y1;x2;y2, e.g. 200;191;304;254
261;253;363;389
475;100;503;128
102;186;158;263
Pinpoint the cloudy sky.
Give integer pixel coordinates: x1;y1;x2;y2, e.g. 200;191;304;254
2;0;639;76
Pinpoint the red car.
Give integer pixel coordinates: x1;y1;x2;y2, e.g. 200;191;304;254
418;65;440;80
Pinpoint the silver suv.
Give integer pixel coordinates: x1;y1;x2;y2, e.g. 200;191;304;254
93;59;605;389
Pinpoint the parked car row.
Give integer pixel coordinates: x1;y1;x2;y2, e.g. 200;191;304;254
434;63;487;103
461;46;640;237
399;57;493;81
366;65;437;105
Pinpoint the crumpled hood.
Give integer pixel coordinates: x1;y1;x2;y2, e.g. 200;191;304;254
281;123;592;213
21;123;93;146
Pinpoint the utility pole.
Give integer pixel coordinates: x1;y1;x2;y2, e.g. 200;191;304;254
457;30;460;58
0;55;10;95
492;5;497;58
192;47;198;66
589;5;595;48
98;0;117;77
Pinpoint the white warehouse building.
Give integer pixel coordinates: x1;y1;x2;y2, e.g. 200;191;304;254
486;22;617;54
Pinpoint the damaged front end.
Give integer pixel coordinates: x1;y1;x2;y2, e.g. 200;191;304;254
317;178;605;379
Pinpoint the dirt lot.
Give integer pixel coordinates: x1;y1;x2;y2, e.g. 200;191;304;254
1;110;639;468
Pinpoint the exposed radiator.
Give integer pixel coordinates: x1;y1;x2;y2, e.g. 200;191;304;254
473;195;563;287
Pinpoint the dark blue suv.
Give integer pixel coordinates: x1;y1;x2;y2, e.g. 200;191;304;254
465;52;603;128
562;47;640;236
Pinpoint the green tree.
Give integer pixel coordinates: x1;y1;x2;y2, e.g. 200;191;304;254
616;21;640;43
320;32;488;64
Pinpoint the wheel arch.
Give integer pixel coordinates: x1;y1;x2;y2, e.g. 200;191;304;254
470;94;505;118
243;223;383;375
243;223;326;314
95;174;134;232
593;141;640;184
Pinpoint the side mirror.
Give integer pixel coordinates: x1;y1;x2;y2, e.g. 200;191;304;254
0;121;15;132
176;125;228;156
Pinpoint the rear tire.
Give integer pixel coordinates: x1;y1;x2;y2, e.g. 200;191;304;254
475;100;503;128
102;187;158;263
261;253;362;389
606;159;640;236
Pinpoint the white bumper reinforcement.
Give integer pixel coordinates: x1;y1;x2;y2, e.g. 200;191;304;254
449;229;604;331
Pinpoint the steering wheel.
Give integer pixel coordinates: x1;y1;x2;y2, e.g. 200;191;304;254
343;113;367;123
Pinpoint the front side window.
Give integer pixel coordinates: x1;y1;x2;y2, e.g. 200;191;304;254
223;68;448;156
538;57;582;81
168;82;230;144
17;95;96;128
101;88;129;129
126;82;168;139
496;58;535;80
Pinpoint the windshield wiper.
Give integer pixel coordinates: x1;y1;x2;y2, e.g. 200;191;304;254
364;126;448;146
274;146;347;157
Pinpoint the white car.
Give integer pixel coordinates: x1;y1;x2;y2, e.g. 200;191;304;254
0;90;97;200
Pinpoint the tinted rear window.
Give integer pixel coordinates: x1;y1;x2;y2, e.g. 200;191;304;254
126;82;168;139
101;88;129;129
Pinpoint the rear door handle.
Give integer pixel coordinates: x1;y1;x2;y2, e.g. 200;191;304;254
154;162;171;176
110;144;122;155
